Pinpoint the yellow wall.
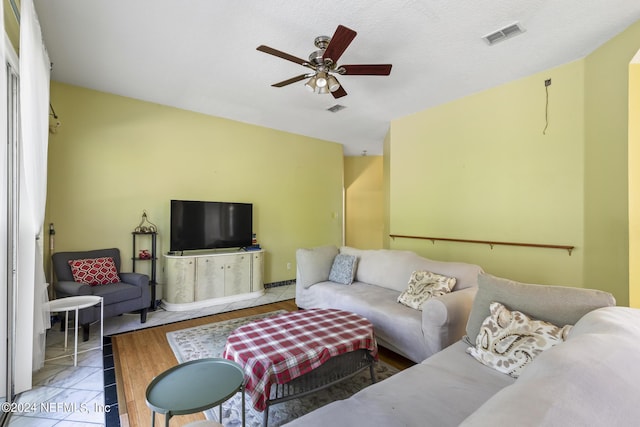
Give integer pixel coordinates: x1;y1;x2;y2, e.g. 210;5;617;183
383;129;391;249
45;82;344;291
390;61;585;288
4;0;19;53
344;156;384;249
388;20;640;305
630;49;640;308
584;20;640;307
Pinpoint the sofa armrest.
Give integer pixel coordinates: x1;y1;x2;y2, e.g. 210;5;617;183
421;287;478;355
296;245;338;289
119;272;149;287
120;272;151;306
54;280;92;296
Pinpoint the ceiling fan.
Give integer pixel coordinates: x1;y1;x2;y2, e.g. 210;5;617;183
257;25;392;99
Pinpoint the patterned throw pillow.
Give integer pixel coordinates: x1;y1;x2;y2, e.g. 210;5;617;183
466;301;572;378
397;270;456;310
68;257;121;286
328;254;358;285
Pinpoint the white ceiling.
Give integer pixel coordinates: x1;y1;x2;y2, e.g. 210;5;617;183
34;0;640;155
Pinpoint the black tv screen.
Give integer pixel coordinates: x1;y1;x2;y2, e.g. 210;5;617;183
170;200;253;252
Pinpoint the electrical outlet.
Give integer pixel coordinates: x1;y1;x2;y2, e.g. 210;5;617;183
545;79;552;87
287;262;291;270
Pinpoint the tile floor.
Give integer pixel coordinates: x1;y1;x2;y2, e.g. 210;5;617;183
7;284;296;427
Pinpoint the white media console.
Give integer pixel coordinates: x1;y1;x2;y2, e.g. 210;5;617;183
162;250;264;311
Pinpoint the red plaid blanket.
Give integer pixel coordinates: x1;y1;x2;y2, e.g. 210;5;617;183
222;308;378;411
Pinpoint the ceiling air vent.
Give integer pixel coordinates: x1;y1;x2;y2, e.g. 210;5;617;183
482;22;525;45
327;104;347;113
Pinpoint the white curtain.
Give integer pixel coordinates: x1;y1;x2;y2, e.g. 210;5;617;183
19;0;51;374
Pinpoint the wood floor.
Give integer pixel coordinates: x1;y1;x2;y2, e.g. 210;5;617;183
112;299;415;427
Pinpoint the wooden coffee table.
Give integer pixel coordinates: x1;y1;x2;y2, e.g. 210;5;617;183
223;308;378;426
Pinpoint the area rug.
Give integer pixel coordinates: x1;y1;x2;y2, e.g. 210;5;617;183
166;310;399;427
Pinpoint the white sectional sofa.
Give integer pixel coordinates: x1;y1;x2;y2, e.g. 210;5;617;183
287;273;638;427
295;245;484;363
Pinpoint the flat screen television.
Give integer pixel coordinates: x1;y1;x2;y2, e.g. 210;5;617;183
170;200;253;252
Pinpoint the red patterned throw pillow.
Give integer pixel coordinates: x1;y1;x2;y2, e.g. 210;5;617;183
68;257;121;286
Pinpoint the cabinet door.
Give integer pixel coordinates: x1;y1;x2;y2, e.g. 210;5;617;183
164;257;195;303
223;254;251;296
251;252;264;292
195;256;225;301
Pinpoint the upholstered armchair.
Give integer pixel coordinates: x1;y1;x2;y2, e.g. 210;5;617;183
52;248;151;341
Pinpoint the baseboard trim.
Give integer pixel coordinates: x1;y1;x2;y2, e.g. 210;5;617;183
265;279;296;288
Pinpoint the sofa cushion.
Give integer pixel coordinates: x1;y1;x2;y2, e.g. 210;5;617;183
328;254;358;285
89;282;143;305
296;245;339;289
298;280;428;362
465;273;615;343
466;302;572;378
461;307;640;426
68;257;121;286
397;270;456;310
340;247;483;292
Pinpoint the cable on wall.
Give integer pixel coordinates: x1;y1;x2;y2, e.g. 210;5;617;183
49;104;61;134
543;78;551;135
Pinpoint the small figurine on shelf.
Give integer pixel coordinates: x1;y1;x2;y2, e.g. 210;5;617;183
134;210;157;233
247;233;261;251
139;249;151;260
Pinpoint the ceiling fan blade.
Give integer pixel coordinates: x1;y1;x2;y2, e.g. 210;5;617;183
257;45;308;66
323;25;357;64
340;64;392;75
331;85;348;99
271;74;309;87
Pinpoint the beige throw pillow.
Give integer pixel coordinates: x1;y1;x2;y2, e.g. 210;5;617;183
466;302;572;378
397;270;456;310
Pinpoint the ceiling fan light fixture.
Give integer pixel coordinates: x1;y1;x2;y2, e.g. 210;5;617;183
316;71;328;88
327;75;340;92
305;76;317;92
257;24;392;98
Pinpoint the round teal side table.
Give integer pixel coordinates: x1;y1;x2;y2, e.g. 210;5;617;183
145;358;245;427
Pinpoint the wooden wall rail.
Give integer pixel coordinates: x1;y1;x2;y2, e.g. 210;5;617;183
389;234;575;255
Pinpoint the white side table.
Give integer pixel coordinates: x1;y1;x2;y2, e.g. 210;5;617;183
46;295;103;366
